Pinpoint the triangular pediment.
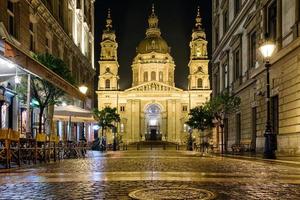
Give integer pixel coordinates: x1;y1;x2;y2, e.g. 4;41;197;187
125;81;183;92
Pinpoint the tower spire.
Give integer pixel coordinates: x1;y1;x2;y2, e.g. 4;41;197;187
152;3;155;16
146;3;161;36
195;6;202;30
106;8;113;30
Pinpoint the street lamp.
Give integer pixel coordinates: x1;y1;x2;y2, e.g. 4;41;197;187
188;127;193;151
79;85;88;95
259;39;276;159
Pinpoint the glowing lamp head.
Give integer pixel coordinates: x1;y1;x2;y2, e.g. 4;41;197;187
79;85;88;95
259;41;276;59
14;75;21;84
93;125;100;130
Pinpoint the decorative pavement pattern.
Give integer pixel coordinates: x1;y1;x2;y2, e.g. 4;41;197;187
0;150;300;199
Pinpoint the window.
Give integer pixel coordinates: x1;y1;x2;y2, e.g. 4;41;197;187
223;63;228;89
215;0;219;9
197;78;203;88
120;123;124;133
144;72;148;82
182;105;188;112
249;31;257;68
45;36;52;54
29;22;35;52
215;25;219;46
58;45;64;59
59;0;64;23
234;49;241;81
76;0;81;9
223;9;229;34
105;79;110;89
268;1;277;41
159;72;163;82
7;1;16;38
213;73;219;96
234;0;241;16
120;106;125;112
84;0;88;22
106;68;110;73
151;71;156;81
236;113;241;145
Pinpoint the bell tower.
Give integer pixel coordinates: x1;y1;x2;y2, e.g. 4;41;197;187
188;7;210;90
98;9;119;91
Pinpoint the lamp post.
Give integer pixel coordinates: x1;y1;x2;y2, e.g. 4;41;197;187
259;39;277;159
79;84;88;142
188;128;193;151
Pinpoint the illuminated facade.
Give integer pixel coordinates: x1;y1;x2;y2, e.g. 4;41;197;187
0;0;95;140
97;6;211;144
212;0;300;155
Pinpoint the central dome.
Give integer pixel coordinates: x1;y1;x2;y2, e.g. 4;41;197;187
136;4;170;54
137;36;170;54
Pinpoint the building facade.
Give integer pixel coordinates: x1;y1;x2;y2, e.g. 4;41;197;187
211;0;300;155
0;0;95;101
0;0;95;140
97;6;211;144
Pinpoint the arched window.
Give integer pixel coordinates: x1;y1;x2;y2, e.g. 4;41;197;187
144;72;148;82
105;79;110;89
151;71;156;81
197;78;203;88
159;72;163;82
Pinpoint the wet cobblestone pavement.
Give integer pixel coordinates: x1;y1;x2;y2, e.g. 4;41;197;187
1;150;300;199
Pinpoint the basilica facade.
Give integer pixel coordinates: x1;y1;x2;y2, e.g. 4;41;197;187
96;6;211;144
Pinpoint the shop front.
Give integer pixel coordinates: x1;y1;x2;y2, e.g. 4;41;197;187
0;38;90;140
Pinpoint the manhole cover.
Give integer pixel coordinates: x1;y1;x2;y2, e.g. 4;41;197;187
128;187;216;200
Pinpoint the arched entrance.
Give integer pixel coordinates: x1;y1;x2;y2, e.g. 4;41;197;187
145;104;162;141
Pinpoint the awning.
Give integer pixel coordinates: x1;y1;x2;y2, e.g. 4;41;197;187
0;38;85;101
54;105;96;123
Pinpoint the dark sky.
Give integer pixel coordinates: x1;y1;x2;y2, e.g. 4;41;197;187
94;0;212;90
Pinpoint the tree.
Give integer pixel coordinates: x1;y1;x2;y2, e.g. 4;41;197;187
186;104;214;152
209;92;241;153
18;53;75;134
93;107;120;150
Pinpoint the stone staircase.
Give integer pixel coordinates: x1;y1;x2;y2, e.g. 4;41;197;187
127;141;180;151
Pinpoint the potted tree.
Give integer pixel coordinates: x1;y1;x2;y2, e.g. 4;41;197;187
93;107;120;151
209;92;241;153
186;104;214;153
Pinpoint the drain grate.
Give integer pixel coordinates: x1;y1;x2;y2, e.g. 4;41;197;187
128;187;216;200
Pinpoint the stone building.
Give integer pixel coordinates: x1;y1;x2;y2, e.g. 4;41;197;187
97;6;211;144
0;0;95;99
211;0;300;155
0;0;95;139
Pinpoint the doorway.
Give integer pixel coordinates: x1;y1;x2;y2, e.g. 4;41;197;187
145;104;162;141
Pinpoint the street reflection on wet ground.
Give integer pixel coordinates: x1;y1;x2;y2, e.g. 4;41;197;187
0;150;300;199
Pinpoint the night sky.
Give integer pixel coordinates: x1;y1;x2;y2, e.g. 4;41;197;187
94;0;212;90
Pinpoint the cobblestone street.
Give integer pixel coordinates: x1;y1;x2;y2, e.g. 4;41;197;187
1;150;300;199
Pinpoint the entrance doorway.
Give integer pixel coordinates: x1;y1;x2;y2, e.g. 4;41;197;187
145;104;162;141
